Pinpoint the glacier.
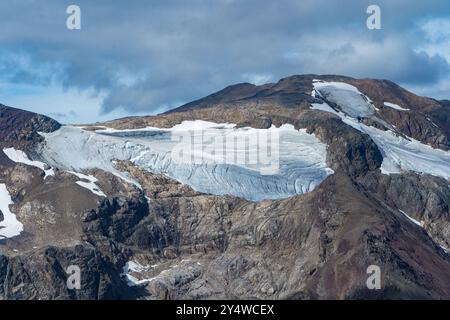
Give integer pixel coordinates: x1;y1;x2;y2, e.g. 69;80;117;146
121;261;155;287
37;122;334;201
311;80;450;180
313;80;377;118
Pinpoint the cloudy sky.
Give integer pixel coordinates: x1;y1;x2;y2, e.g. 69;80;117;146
0;0;449;123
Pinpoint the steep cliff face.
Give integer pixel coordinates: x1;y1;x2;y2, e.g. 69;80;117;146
0;75;449;300
0;245;134;300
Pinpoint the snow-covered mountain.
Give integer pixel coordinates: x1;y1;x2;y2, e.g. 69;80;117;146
0;75;449;300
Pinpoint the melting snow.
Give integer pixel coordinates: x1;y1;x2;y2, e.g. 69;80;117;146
38;122;333;201
3;147;54;178
384;102;410;111
0;183;23;239
67;171;107;197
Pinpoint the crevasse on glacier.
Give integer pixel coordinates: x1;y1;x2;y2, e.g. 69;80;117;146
38;121;334;201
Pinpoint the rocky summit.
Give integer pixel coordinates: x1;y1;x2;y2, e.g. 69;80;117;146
0;75;449;300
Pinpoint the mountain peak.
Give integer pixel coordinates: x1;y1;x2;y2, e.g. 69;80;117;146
1;75;450;300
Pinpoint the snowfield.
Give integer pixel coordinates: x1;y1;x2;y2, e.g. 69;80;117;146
310;80;450;180
3;147;54;178
384;102;410;111
38;122;333;201
67;171;107;197
0;183;23;239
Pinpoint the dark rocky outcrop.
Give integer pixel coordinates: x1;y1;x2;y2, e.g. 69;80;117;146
0;244;134;300
360;172;450;249
0;104;61;152
77;170;450;300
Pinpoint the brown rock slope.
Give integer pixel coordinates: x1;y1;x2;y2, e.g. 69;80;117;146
1;75;450;299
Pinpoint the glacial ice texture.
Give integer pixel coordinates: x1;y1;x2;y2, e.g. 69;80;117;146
313;80;376;118
38;122;334;201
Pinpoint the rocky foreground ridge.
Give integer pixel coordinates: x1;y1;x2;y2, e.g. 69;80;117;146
0;75;449;300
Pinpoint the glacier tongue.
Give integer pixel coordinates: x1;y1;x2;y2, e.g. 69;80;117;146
38;122;333;201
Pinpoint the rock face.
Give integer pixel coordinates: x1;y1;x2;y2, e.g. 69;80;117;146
0;104;61;152
0;75;450;300
0;245;133;300
360;172;450;250
81;168;450;300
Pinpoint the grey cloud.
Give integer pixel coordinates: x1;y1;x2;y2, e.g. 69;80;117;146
0;0;449;117
49;110;77;118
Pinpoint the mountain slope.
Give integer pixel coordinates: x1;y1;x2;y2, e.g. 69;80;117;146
0;104;61;152
0;75;449;300
109;75;450;151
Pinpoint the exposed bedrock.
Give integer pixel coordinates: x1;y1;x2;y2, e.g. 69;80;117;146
294;114;383;177
360;172;450;250
0;244;134;300
80;168;450;299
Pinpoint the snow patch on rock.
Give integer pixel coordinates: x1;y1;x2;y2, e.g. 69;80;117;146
399;210;424;228
383;102;410;111
122;259;201;288
3;147;54;178
0;184;23;239
67;171;107;197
